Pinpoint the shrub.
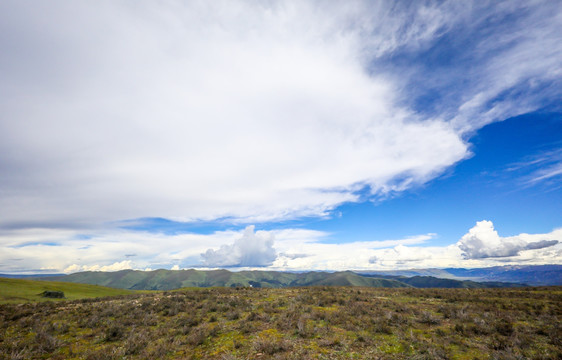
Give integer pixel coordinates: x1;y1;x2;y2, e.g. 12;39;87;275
494;319;514;336
418;311;441;325
123;329;148;355
226;310;240;320
103;323;125;342
40;291;65;299
187;324;212;346
34;327;61;354
252;336;290;355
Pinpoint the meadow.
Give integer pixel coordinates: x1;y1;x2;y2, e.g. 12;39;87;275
0;283;560;359
0;278;132;304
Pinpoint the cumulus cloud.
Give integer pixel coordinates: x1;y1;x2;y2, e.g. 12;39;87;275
201;226;277;267
458;220;559;259
364;221;562;269
64;260;132;273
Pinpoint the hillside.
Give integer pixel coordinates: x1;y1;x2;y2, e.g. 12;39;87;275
42;269;522;290
0;278;133;304
42;269;411;290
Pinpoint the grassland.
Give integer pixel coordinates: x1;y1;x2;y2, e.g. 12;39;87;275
0;286;560;359
0;278;133;304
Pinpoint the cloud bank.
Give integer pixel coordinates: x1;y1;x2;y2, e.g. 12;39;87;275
1;1;560;229
0;221;560;274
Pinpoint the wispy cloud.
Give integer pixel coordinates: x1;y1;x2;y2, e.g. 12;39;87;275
506;148;562;190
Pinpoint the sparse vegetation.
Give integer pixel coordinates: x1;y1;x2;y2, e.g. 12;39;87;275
0;285;560;359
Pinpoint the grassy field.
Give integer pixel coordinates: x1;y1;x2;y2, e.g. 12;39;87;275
0;278;133;304
0;286;560;359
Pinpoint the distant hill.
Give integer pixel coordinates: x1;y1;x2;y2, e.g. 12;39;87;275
0;277;132;304
42;269;410;290
360;265;562;286
362;274;525;288
0;273;65;279
40;269;524;290
443;265;562;286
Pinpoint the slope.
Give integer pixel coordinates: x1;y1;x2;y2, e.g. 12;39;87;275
0;277;132;304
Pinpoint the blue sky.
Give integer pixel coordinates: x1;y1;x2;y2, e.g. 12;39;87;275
0;1;561;273
314;111;562;245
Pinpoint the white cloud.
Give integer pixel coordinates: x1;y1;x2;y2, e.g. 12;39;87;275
0;1;480;228
201;226;277;267
0;226;237;273
368;244;464;269
0;2;561;274
458;220;560;259
0;224;432;272
367;221;562;269
1;2;559;228
0;221;560;273
517;149;562;189
271;232;434;271
64;260;132;273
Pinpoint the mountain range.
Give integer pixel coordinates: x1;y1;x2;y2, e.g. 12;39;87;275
359;264;562;286
36;268;528;291
2;265;556;291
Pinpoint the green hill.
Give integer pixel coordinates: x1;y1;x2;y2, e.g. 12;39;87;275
0;277;133;304
40;269;521;290
43;269;411;290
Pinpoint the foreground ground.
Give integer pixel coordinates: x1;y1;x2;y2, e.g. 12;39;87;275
0;286;560;359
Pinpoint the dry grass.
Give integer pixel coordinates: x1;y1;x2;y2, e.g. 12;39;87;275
0;287;560;359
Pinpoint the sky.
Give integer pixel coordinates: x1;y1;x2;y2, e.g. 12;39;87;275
1;1;561;274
